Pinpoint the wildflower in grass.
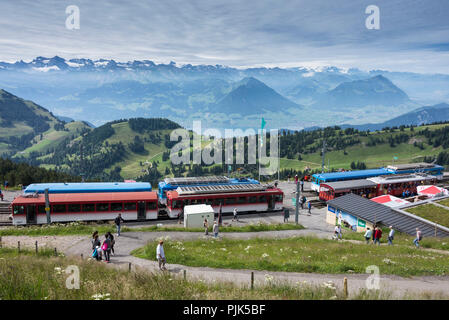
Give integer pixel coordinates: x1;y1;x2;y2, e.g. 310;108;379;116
321;281;336;290
264;274;274;282
261;253;269;258
244;245;251;251
293;251;298;254
54;267;62;275
382;258;396;265
221;248;227;251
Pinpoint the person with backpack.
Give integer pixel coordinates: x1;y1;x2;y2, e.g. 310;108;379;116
114;213;125;236
203;218;209;236
307;201;312;215
92;233;101;261
300;179;304;192
156;240;167;270
102;234;111;263
413;228;422;248
374;227;382;245
364;228;373;244
301;196;306;210
232;208;238;222
107;232;115;255
283;208;290;223
388;226;395;246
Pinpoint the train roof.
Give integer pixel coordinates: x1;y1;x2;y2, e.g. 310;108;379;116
167;185;282;198
24;182;152;194
159;176;259;187
12;191;157;205
368;173;436;184
313;168;390;180
386;163;443;171
320;179;377;191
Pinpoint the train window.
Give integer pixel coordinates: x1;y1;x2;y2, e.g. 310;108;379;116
68;204;81;213
82;203;95;212
172;200;182;209
124;202;137;211
147;202;157;210
38;205;46;214
13;205;25;215
52;204;67;213
183;200;191;206
259;196;267;203
237;197;247;204
205;199;213;205
111;203;123;211
225;198;236;205
275;195;283;202
211;199;220;206
248;196;257;203
96;203;109;212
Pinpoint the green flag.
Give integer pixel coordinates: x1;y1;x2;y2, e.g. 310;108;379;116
261;118;267;146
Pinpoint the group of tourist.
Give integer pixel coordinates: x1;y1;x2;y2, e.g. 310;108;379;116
91;231;115;263
203;218;220;238
362;225;423;247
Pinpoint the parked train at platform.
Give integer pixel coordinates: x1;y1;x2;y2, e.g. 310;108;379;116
11;176;283;225
318;173;437;201
311;162;443;192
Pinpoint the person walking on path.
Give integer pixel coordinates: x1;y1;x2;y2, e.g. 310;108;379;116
218;203;223;226
91;233;101;261
283;208;290;223
114;213;125;236
333;224;342;240
364;228;373;244
372;225;377;244
107;232;115;255
388;226;395;246
102;234;111;263
300;179;304;192
413;228;422;248
307;201;312;215
374;227;382;245
295;175;298;185
232;208;238;222
156;240;167;270
213;220;219;238
288;174;291;183
301;196;306;210
203;218;209;236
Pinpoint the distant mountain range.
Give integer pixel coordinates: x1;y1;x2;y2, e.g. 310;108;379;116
338;103;449;131
1;56;449;129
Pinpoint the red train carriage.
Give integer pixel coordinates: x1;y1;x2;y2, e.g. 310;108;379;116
166;184;284;218
11;192;158;225
367;173;437;197
319;179;378;201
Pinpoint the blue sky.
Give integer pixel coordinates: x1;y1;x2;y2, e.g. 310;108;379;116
0;0;448;73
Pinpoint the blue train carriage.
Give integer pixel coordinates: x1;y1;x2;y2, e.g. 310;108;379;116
24;182;152;194
386;163;444;180
310;168;392;193
157;176;259;202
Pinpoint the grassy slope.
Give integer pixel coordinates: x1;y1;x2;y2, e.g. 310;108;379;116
406;204;449;228
280;125;444;171
133;237;449;277
0;247;407;300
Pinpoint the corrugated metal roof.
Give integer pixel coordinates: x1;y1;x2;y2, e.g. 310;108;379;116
24;182;152;193
313;168;391;181
327;193;449;237
321;179;377;191
13;192;157;204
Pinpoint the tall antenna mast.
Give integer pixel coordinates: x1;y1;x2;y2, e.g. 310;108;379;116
321;140;326;173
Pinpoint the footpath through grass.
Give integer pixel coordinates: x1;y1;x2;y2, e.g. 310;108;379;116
0;222;304;237
0;247;383;300
133;237;449;277
1;248;446;300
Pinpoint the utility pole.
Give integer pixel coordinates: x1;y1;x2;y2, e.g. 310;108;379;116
321;140;326;173
295;180;300;224
45;188;51;224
